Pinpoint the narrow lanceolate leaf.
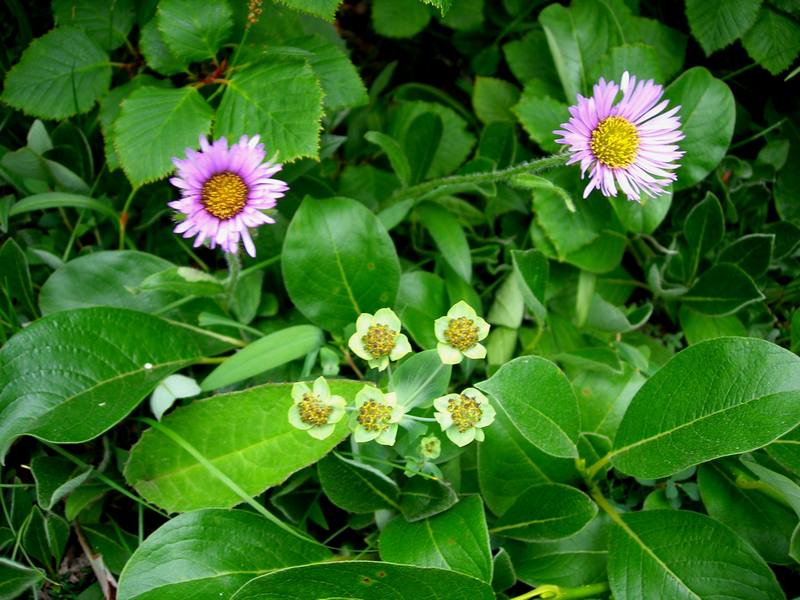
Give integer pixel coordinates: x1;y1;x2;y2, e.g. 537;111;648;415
490;484;597;542
9;193;117;221
608;510;783;600
117;509;330;600
0;307;232;463
124;380;363;512
230;562;495;599
157;0;233;62
611;337;800;479
477;356;580;459
282;197;401;334
201;325;325;390
215;59;324;162
379;496;493;582
1;28;111;119
114;86;213;186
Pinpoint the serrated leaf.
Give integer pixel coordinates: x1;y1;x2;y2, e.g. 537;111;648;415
117;509;329;600
685;0;762;55
611;337;800;479
157;0;232;62
514;87;568;153
139;19;187;76
273;0;342;20
743;7;800;74
124;380;363;511
52;0;136;51
0;307;231;462
1;28;111;119
215;59;324;162
473;77;520;124
114;86;213;186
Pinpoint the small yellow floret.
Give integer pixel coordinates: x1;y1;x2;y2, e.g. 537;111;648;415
590;116;639;168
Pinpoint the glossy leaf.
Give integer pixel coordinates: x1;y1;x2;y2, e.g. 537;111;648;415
0;307;231;462
612;337;800;479
318;453;400;513
389;349;451;409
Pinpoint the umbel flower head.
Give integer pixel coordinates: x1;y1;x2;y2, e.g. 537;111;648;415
169;135;288;257
288;377;346;440
434;388;496;447
434;301;490;365
554;71;684;202
352;386;405;446
348;308;412;371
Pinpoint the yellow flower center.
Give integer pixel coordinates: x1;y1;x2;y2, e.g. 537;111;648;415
448;394;483;433
298;392;333;427
590;116;639;168
362;324;397;358
357;399;393;432
201;171;248;219
444;317;479;351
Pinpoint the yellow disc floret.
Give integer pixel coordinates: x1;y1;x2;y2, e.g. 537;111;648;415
444;317;479;351
357;399;393;432
448;394;483;433
201;171;248;219
298;393;333;427
362;324;397;358
590;116;639;168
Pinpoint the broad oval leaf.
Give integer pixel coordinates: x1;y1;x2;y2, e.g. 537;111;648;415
201;325;324;390
477;356;580;459
0;307;231;462
389;349;451;409
611;337;800;479
282;197;401;334
318;452;400;513
682;263;764;316
489;483;597;542
379;496;492;582
609;510;783;600
230;561;495;600
124;380;363;512
117;509;329;600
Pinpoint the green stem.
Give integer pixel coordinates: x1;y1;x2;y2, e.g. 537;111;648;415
240;254;280;277
511;582;610;600
730;117;787;149
391;153;569;203
118;186;140;250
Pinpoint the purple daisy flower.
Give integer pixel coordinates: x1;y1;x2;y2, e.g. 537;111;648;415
554;71;684;202
168;135;288;257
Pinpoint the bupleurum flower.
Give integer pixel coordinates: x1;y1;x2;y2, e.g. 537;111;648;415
288;376;346;440
168;135;288;257
554;71;684;202
434;388;496;447
434;301;490;365
352;386;405;445
348;308;412;371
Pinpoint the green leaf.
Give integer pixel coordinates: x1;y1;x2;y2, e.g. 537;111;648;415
282;197;400;334
506;514;609;587
490;483;597;541
117;509;329;600
201;325;324;390
685;0;762;55
273;0;342;20
30;455;91;510
139;20;187;76
611;337;800;479
365;131;412;186
399;477;459;522
439;0;482;30
9;192;115;221
1;28;111;119
0;239;36;317
422;0;452;16
39;251;176;315
215;59;324;162
511;249;548;323
678;306;747;345
395;271;448;349
514;87;568;153
405;113;443;184
82;522;138;575
137;266;224;298
574;365;645;440
379;496;492;582
124;380;362;511
0;558;42;599
477;356;580;459
766;427;800;478
502;30;561;94
684;191;724;279
666;67;735;190
718;233;774;279
609;190;672;235
0;307;231;462
52;0;136;51
389;349;451;409
740;455;800;516
415;202;471;282
698;460;795;564
472;77;520;124
114;86;214;186
682;264;764;316
318;453;400;513
22;508;69;568
590;43;664;84
372;0;431;38
230;561;495;599
742;8;800;75
608;509;783;599
157;0;232;62
486;275;523;330
538;4;584;102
